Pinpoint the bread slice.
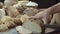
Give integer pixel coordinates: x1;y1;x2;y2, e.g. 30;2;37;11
16;26;32;34
22;19;41;33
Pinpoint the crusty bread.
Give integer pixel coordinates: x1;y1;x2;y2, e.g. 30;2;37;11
23;8;39;16
20;15;29;23
5;6;20;17
13;5;25;14
13;18;22;25
13;1;29;14
1;16;16;28
12;15;22;25
1;16;13;23
16;26;32;34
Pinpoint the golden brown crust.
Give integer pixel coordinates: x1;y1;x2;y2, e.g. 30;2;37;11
5;6;20;17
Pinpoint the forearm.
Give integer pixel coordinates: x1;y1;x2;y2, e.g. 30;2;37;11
45;2;60;15
41;2;60;17
35;2;60;18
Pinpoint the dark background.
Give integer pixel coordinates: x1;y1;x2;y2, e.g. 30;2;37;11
29;0;59;8
0;0;60;8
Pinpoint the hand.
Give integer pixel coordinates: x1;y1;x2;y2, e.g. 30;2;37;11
29;10;48;19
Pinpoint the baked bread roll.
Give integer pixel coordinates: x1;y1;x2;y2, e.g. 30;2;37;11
20;15;29;23
0;24;8;32
6;6;20;17
13;5;25;14
23;8;39;16
13;18;22;25
16;26;32;34
12;15;22;25
1;16;16;28
4;0;18;7
13;1;29;14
